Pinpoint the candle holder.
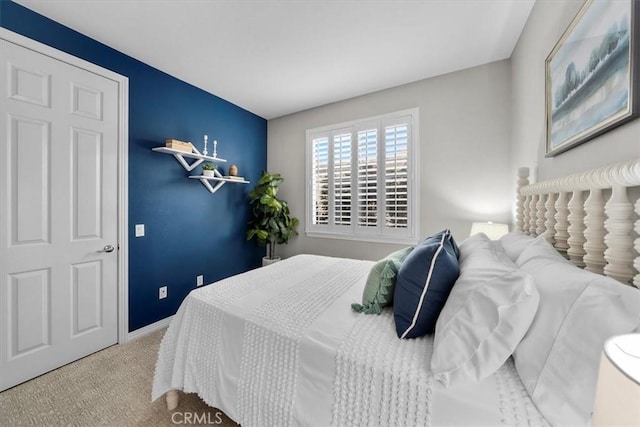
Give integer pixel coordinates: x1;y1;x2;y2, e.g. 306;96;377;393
202;135;208;156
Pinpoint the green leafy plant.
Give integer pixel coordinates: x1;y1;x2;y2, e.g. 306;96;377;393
202;163;216;171
246;171;299;260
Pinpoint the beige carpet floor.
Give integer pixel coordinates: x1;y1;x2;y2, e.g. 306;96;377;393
0;329;238;426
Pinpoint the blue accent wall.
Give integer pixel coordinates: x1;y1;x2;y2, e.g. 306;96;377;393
0;0;267;331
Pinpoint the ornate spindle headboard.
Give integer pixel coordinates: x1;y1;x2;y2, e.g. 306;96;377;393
516;159;640;288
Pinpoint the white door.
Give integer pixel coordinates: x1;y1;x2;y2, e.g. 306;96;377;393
0;38;120;391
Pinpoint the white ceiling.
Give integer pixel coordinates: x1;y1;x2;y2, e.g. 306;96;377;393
15;0;535;119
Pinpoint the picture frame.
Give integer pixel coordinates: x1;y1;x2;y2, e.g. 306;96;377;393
545;0;640;157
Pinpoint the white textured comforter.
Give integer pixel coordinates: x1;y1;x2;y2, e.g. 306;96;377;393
153;254;547;426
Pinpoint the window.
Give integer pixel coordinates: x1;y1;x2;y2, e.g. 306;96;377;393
306;108;418;244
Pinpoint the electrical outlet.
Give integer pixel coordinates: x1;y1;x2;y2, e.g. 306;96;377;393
196;275;204;287
159;285;167;299
135;224;145;237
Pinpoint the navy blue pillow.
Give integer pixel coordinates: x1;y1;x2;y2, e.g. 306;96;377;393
393;229;460;339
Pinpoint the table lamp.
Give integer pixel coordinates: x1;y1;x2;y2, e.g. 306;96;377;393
592;334;640;426
469;221;509;240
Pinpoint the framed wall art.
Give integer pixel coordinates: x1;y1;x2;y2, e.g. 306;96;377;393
546;0;640;157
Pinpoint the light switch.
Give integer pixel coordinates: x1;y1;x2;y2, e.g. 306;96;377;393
135;224;145;237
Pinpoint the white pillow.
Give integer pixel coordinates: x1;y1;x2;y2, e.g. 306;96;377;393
514;258;640;426
498;231;536;262
515;234;569;266
431;233;539;386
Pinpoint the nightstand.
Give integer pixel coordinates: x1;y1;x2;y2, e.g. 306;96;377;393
593;333;640;426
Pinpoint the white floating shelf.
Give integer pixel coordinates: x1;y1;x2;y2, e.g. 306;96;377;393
152;147;227;162
189;175;250;184
189;173;250;194
152;146;226;172
153;144;248;194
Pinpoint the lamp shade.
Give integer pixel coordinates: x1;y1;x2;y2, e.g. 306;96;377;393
593;334;640;426
469;222;509;240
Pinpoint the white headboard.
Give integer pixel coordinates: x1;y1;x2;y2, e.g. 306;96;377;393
516;159;640;288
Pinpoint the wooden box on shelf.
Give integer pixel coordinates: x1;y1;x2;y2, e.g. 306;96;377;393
165;139;193;153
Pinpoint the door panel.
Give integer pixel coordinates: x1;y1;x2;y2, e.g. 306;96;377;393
72;128;102;240
9;115;50;245
71;83;102;120
9;268;50;357
72;261;102;336
8;63;50;107
1;38;120;391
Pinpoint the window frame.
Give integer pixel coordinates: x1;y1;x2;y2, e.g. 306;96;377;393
305;108;419;245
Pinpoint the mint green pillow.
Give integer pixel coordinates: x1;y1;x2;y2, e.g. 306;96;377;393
351;246;414;314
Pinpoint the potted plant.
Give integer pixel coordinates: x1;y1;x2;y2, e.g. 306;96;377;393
246;171;299;266
202;163;216;177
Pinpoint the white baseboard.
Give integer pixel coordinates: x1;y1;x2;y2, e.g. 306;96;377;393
126;316;173;342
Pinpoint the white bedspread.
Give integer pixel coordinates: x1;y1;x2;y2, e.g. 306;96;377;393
153;254;547;426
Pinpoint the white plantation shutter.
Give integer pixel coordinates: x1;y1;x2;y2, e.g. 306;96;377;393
333;133;352;226
384;123;409;229
306;108;418;244
357;129;378;227
311;136;329;225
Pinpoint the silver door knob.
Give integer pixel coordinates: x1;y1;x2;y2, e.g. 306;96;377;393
100;245;115;253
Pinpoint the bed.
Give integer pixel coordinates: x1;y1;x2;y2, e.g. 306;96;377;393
152;159;640;426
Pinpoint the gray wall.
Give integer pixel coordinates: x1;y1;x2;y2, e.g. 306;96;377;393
511;0;640;185
268;60;512;261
